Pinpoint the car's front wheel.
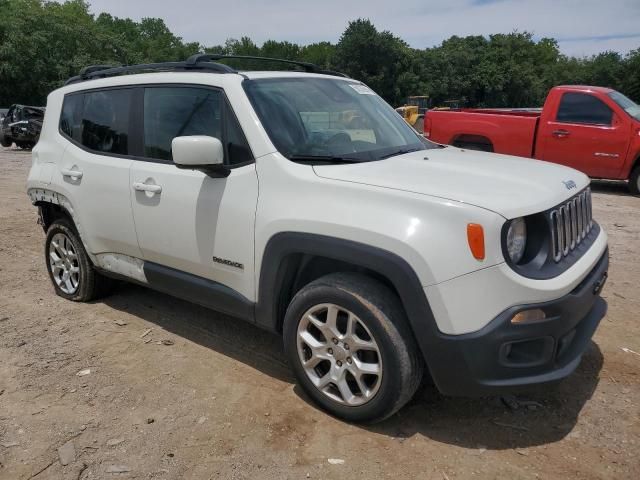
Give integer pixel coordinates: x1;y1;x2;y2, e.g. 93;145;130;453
283;273;423;423
45;219;114;301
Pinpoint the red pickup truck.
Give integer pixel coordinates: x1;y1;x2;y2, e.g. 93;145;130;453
424;85;640;194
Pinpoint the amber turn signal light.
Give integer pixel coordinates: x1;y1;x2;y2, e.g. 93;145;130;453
467;223;485;260
511;309;546;324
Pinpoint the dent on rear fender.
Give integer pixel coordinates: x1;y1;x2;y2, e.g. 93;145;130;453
28;188;97;264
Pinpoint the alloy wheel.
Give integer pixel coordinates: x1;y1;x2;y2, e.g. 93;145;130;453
49;232;80;294
296;303;383;406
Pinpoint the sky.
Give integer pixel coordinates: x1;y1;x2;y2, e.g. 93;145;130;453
86;0;640;57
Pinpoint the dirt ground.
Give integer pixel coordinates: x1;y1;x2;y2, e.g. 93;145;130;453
0;146;638;480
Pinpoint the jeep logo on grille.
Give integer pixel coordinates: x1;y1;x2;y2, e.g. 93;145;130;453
562;180;577;190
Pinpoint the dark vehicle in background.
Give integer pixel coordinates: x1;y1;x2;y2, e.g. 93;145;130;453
0;104;45;149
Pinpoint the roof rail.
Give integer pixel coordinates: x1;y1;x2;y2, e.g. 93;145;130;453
187;54;349;77
65;54;348;85
65;60;237;85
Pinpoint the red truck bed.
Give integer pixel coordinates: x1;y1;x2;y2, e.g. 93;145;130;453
425;109;540;158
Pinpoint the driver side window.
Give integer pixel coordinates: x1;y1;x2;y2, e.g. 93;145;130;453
556;93;613;126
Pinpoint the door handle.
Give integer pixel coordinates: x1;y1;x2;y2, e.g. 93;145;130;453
61;168;83;179
552;129;570;138
133;182;162;194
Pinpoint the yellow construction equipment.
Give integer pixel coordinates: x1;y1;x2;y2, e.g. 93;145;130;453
395;96;429;133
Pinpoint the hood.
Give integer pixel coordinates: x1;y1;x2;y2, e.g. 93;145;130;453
312;147;590;219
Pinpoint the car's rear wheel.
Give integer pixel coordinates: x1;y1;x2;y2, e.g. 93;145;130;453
45;219;114;301
0;132;11;147
629;165;640;196
283;273;423;423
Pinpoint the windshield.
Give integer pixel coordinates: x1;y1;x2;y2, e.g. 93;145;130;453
608;91;640;121
243;77;437;163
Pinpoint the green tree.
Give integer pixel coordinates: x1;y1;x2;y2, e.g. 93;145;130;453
621;49;640;102
299;42;336;69
1;3;639;108
582;51;625;91
0;0;202;105
333;19;416;105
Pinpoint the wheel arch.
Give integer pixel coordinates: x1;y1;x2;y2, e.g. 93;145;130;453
450;133;494;152
28;188;97;263
628;154;640;195
255;232;441;366
34;200;74;232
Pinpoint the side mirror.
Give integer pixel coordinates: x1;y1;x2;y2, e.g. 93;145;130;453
171;135;229;177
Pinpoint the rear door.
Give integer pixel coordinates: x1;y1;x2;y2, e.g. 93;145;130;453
129;85;258;301
537;92;629;178
57;88;142;258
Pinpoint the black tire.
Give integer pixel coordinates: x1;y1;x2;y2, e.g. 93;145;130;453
283;272;423;423
629;165;640;196
0;132;11;148
45;218;114;302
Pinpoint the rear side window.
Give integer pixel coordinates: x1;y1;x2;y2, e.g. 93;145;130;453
556;93;613;125
60;94;83;142
143;87;222;161
60;89;132;155
81;89;132;154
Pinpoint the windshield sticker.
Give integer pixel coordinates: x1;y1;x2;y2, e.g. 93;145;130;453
349;84;375;95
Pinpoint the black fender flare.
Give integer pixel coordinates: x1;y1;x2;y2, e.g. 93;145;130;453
254;232;444;370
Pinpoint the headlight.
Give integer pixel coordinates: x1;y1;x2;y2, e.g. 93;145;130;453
506;217;527;263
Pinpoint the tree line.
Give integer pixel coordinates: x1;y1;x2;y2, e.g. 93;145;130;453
1;0;639;108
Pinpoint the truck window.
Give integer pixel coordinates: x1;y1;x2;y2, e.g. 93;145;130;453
556;92;613;126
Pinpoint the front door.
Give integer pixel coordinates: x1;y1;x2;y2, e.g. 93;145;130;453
129;85;258;301
537;92;629;178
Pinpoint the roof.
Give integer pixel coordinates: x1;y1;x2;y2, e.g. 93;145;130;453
64;55;349;86
556;85;614;93
57;70;355;98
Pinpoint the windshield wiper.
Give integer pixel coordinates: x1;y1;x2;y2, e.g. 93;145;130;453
289;154;364;164
378;147;422;160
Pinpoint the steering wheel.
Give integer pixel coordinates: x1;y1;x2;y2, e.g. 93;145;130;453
326;132;355;154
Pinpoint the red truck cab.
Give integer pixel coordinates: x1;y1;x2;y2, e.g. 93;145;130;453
425;86;640;194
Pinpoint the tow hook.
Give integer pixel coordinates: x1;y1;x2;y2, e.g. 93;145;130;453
593;271;608;295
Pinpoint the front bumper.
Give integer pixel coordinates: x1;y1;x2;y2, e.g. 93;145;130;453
425;249;608;396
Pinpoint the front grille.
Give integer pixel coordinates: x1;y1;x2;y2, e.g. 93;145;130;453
549;188;593;263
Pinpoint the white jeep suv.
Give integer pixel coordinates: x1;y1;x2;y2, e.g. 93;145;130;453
27;55;609;423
